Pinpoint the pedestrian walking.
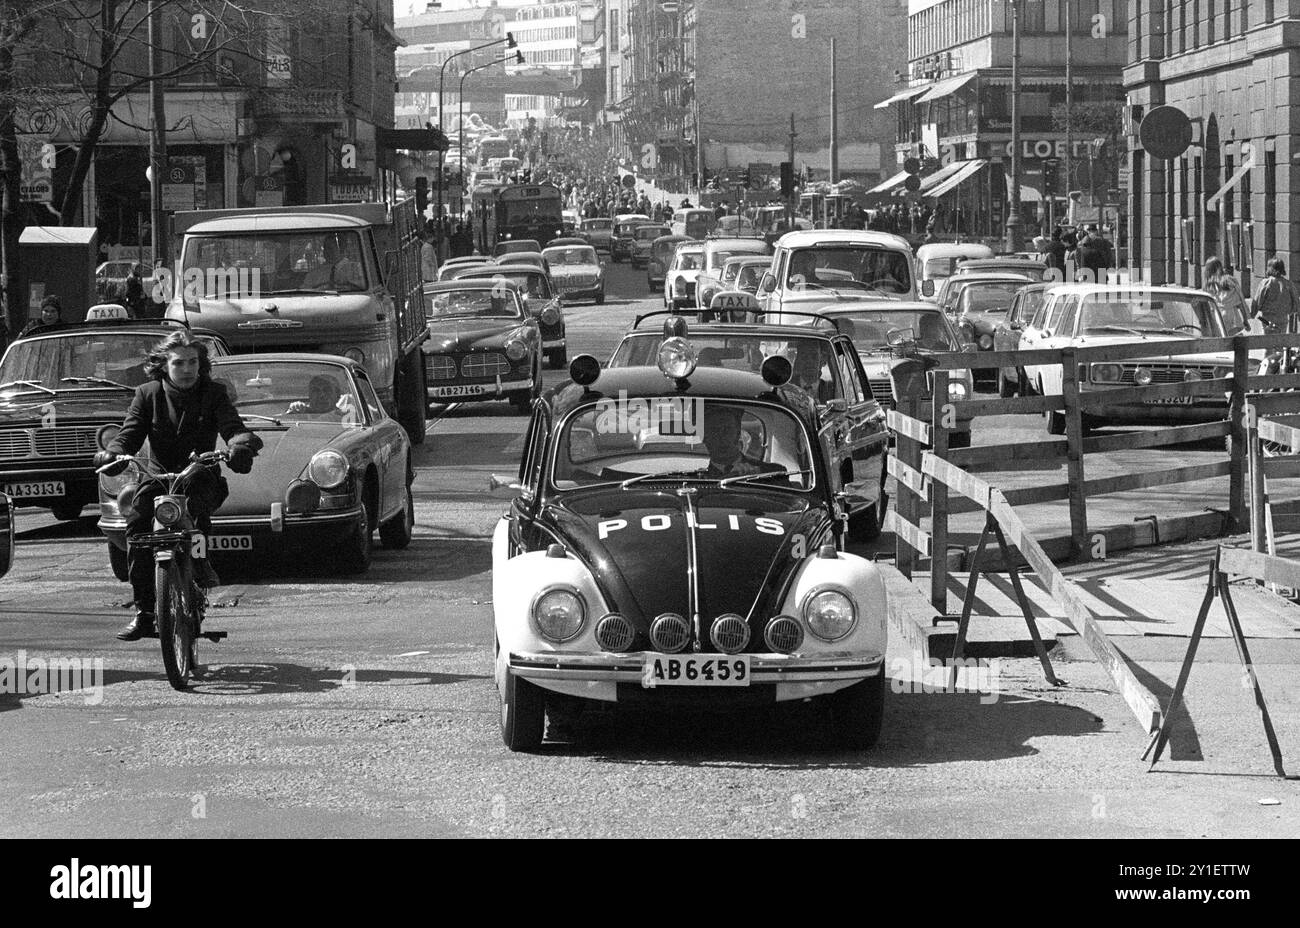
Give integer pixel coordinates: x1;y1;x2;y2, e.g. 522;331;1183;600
1253;257;1299;333
1203;256;1248;334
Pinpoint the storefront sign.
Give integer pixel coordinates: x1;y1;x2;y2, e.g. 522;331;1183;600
330;180;374;203
1002;139;1091;159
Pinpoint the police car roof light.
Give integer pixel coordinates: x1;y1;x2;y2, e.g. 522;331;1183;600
760;355;793;387
569;354;601;387
663;315;689;339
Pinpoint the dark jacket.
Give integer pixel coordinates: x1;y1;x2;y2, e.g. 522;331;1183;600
108;376;262;472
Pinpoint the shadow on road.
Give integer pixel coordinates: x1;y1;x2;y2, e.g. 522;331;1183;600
210;534;491;584
537;682;1104;768
185;663;484;697
0;667;167;713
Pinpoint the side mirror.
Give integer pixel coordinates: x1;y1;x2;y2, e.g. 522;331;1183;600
759;272;776;294
823;398;848;414
921;279;935;297
489;473;524;493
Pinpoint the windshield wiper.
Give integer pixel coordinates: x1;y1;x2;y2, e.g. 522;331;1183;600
718;468;812;488
1089;325;1145;336
59;376;132;391
619;471;716;490
241;413;283;426
0;380;55;395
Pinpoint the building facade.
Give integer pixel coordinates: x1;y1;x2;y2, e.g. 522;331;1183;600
877;0;1126;241
1126;2;1295;290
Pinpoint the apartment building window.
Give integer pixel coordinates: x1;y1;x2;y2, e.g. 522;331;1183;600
1207;0;1216;44
1024;1;1045;33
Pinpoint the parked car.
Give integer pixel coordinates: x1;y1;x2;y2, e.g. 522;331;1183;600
542;244;605;305
0;311;229;522
694;237;773;314
97;355;413;577
647;234;693;293
491;343;891;751
1020;284;1234;434
493;239;542;258
452;265;567;368
578;217;614;253
993;282;1061;397
630;223;672;269
421;279;543;411
804;301;975;448
757;230;916;323
610;213;651;262
664;241;706;310
914;243;993;301
610;314;889;540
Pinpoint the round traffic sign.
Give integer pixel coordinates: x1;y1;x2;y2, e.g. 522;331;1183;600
621;173;636;189
903;174;921;191
1139;105;1193;160
903;157;921;175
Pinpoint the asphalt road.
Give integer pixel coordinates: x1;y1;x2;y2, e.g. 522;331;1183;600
2;257;1297;839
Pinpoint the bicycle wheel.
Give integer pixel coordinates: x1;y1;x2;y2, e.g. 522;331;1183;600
157;559;197;691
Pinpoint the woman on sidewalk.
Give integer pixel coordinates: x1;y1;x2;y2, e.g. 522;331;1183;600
1203;256;1248;334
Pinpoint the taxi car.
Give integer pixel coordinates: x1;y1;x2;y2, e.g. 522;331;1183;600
805;301;975;448
453;265;567;368
630;223;672;269
491;338;890;751
647;233;693;293
993;282;1060;397
421;280;542;411
578;217;614;253
664;241;706;311
610;213;651;262
1020;284;1234;434
758;230;916;323
609;312;888;540
97;355;413;578
694;237;773;313
542;243;605;304
0;309;229;521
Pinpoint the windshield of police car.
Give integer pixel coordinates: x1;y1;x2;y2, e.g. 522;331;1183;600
785;245;910;293
830;310;960;352
553;399;814;490
1077;293;1225;336
183;230;368;296
0;332;223;393
210;360;369;425
425;287;523;320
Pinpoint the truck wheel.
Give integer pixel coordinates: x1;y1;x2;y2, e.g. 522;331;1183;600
397;356;427;446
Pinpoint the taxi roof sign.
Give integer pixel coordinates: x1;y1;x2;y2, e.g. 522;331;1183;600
708;290;760;313
86;304;130;321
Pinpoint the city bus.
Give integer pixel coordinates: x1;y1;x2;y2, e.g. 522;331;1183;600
475;183;565;253
476;136;511;168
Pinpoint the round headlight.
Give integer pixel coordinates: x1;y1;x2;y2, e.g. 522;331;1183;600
308;449;349;489
504;338;527;361
804;588;857;641
1184;368;1202;382
947;381;968;400
96;424;120;450
532;587;586;642
1134;366;1153;386
657;336;697;379
540;306;559;325
977;333;993;350
153;498;183;527
344;348;365;364
1091;363;1122;383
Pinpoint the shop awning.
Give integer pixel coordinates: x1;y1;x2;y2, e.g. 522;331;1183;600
916;160;968;194
867;169;911;194
915;72;978;103
873;85;930;109
925;159;987;198
1004;174;1044;203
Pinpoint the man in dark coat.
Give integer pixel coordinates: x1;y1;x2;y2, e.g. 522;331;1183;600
94;330;262;641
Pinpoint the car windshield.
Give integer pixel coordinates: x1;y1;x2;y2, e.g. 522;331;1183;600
585;220;612;231
553;399;814;491
922;257;964;278
785;245;911;294
425;288;522;320
672;249;703;270
461;271;551;299
635;227;663;241
653;240;685;261
210;361;365;426
1077;294;1225;336
831;311;960;352
0;331;222;393
542;246;597;265
958;281;1026;314
610;335;839;403
182;229;368;295
496;241;540;255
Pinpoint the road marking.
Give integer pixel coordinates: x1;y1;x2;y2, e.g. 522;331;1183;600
396;650;430;657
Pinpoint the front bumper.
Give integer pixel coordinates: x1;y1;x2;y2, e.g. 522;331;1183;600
0;464;98;504
1081;397;1228;424
553;283;603;300
509;649;883;703
100;504;364;550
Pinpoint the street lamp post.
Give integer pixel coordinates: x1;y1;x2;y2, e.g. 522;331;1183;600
459;50;526;218
1005;0;1023;253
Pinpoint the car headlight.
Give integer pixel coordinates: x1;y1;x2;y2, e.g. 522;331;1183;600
532;587;586;642
344;348;365;364
153;498;183;527
96;424;120;450
674;277;686;294
947;381;968;400
540;306;559;325
657;336;697;379
803;587;857;641
308;449;349;489
1091;363;1123;383
1134;366;1153;386
977;333;993;350
504;338;527;361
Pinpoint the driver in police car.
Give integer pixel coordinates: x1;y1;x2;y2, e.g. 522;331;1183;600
700;405;783;479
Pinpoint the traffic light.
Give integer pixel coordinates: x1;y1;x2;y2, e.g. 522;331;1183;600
414;176;429;216
903;156;921;192
780;161;794;197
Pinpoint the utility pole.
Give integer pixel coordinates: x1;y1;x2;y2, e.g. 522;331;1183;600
829;38;839;185
1006;0;1023;252
1064;0;1073;231
147;0;167;266
788;113;797;224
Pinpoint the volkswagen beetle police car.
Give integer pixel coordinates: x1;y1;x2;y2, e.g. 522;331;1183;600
490;320;889;751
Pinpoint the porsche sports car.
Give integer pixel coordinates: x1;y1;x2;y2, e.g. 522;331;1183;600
491;333;890;751
0;311;229;520
542;244;605;304
97;355;413;578
422;279;542;411
453;265;567;369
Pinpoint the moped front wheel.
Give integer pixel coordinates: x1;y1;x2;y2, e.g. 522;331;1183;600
157;559;197;691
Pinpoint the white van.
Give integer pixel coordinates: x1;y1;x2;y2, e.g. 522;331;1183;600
915;242;995;300
757;230;916;323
